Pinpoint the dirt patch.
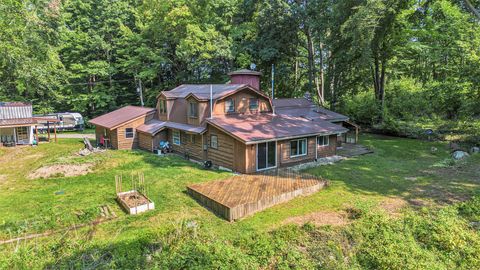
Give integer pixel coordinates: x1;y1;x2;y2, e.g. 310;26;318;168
28;163;94;179
0;175;6;183
379;198;408;216
283;211;350;226
117;191;150;208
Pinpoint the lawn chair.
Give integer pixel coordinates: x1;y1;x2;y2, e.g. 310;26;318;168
159;141;172;154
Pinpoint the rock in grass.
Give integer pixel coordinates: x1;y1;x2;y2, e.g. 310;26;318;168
430;147;438;153
452;150;469;160
471;147;480;154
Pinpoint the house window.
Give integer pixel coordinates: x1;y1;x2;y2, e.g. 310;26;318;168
125;128;134;139
249;98;259;111
189;102;198;118
189;134;195;144
317;135;329;146
210;135;218;149
159;99;167;114
225;99;235;113
173;130;181;145
290;138;307;157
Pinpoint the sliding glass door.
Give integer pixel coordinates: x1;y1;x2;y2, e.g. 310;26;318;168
256;141;276;171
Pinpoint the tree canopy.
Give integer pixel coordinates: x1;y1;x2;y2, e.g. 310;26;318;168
1;0;479;128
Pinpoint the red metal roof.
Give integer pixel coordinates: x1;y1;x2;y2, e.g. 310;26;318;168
89;106;155;129
272;98;315;108
207;114;347;144
0;118;37;127
136;120;207;135
273;98;349;122
161;84;247;100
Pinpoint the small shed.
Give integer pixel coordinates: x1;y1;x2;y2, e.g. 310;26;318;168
0;102;59;146
89;106;156;150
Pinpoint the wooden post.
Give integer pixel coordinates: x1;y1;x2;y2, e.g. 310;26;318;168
47;122;50;142
35;125;39;144
13;127;17;145
355;126;359;144
54;122;57;143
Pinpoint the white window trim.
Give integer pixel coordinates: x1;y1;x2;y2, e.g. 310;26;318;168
172;130;181;145
256;141;277;172
159;99;167;114
210;135;218;149
125;128;134;139
290;138;308;158
318;135;330;147
225;98;235;113
189;102;198;118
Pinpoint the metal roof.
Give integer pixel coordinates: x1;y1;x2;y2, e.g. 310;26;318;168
207;114;348;144
89;106;155;129
161;84;248;100
0;102;33;120
0;118;37;127
273;98;349;122
136;120;207;135
272;98;315;108
227;69;262;76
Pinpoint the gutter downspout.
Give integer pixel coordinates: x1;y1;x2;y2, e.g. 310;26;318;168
209;84;213;119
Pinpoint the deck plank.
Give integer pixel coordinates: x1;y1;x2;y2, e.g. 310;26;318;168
187;170;327;221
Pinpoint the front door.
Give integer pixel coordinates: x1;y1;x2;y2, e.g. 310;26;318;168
257;141;276;171
16;127;29;144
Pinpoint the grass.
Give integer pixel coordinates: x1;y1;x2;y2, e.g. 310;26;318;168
61;128;95;134
0;134;479;268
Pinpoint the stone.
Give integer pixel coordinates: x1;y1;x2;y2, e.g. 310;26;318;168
471;147;480;154
470;221;480;229
430;147;438;153
448;142;461;152
452;150;469;160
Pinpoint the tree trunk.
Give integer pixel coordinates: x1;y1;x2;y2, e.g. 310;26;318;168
329;58;336;110
371;52;386;122
318;42;325;106
464;0;480;20
295;57;299;93
306;27;316;95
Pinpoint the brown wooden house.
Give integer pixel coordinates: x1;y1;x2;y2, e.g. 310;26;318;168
90;69;356;173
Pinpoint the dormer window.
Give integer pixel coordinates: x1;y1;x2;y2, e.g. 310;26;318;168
249;98;259;111
159;99;167;114
189;101;198;118
225;98;235;113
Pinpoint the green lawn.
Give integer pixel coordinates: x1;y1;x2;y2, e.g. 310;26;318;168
0;134;479;269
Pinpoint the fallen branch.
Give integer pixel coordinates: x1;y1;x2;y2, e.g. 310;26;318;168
0;217;117;245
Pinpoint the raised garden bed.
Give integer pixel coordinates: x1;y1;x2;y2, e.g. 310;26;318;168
116;190;154;215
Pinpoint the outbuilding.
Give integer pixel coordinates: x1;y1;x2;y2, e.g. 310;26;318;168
89;106;156;150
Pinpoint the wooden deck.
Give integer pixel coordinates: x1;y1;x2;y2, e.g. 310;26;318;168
337;143;373;157
187;170;328;221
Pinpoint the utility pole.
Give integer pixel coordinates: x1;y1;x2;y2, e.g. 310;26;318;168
209;84;213;119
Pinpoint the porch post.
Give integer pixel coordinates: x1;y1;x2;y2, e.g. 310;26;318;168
47;122;51;142
13;127;17;144
54;122;57;143
35;125;39;143
355;126;359;144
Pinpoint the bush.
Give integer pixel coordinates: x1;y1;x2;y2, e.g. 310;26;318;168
342;91;379;126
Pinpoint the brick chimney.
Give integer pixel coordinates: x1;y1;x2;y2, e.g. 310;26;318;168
228;69;262;91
